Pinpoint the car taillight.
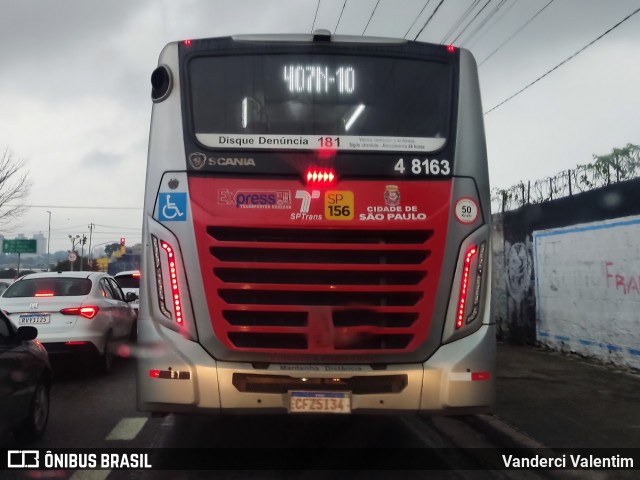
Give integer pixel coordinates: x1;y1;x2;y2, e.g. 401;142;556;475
60;306;99;319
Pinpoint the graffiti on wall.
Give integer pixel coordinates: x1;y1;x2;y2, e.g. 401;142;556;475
503;236;536;341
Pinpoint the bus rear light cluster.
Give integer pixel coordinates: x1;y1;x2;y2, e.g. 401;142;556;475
160;241;184;326
455;242;486;329
305;168;336;186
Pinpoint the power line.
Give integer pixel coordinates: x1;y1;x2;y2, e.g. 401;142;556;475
451;0;494;45
8;204;142;210
335;0;348;33
362;0;381;35
404;0;432;39
440;0;481;45
479;0;555;66
484;5;640;115
459;0;509;47
465;0;520;50
311;0;321;32
414;0;447;41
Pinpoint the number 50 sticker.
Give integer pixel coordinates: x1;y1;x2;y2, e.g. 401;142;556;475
455;197;479;224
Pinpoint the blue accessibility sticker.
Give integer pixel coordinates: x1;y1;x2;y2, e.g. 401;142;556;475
158;192;187;222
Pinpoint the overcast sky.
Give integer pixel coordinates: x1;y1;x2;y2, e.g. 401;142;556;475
1;0;639;252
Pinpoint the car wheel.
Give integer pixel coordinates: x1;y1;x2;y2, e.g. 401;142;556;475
15;379;50;441
97;331;115;375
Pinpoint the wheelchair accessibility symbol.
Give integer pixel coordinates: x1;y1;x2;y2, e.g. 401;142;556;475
159;192;187;221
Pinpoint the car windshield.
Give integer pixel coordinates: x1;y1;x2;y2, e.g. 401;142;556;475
3;278;92;298
115;275;139;289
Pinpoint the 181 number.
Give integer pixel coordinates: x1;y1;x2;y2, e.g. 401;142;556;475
394;158;451;176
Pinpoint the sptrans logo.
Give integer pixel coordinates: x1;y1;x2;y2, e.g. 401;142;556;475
218;189;292;209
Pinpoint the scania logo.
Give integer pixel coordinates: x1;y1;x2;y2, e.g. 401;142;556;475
210;157;256;167
188;152;256;169
188;152;207;170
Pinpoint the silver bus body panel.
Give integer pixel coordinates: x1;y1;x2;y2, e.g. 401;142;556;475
137;322;494;414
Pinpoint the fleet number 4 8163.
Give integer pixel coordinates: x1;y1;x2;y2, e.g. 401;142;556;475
394;158;451;176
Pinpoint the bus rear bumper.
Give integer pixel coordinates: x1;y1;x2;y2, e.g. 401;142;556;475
137;324;495;415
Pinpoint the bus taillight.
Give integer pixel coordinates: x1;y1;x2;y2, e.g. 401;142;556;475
455;243;486;329
160;241;184;327
305;168;336;186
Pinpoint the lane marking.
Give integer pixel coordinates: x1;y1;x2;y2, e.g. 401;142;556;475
69;470;111;480
105;417;148;441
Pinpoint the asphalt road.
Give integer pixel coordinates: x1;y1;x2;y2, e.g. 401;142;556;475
5;343;639;479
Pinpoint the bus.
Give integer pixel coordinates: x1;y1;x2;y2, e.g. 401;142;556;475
137;31;494;416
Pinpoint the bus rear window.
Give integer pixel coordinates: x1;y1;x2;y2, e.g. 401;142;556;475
188;54;453;153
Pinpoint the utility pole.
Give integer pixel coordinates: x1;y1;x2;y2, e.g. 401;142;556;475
46;210;52;271
69;234;80;271
87;223;95;268
80;234;87;271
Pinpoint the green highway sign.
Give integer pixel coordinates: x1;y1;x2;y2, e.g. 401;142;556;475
3;239;37;254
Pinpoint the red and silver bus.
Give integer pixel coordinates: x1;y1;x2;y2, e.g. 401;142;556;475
137;32;494;416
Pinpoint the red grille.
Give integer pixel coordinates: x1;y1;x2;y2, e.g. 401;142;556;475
188;177;451;357
204;226;437;354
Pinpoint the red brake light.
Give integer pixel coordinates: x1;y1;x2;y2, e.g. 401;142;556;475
183;39;192;46
149;369;161;378
35;291;55;297
60;306;99;319
456;246;478;329
447;44;456;53
305;168;336;186
161;242;184;326
132;271;141;278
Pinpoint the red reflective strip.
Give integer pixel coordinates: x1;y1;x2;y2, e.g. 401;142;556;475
471;372;490;381
65;341;89;345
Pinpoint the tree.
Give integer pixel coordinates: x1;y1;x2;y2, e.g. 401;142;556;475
0;147;31;227
104;243;122;258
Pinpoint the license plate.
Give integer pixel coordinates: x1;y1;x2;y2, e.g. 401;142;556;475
289;391;351;414
19;314;50;325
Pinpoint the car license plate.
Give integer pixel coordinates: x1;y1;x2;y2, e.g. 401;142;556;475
19;314;50;325
289;391;351;414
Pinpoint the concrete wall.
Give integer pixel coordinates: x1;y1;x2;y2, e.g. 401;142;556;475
533;216;640;369
491;177;640;368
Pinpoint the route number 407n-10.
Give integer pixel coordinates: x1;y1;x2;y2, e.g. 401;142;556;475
394;158;451;176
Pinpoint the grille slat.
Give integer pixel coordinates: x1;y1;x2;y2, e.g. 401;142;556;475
215;268;426;285
211;247;428;265
208;227;432;245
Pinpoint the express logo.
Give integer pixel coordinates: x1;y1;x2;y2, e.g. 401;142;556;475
188;152;207;170
218;189;292;209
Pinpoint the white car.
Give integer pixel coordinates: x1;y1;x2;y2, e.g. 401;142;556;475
0;271;137;374
113;270;140;314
